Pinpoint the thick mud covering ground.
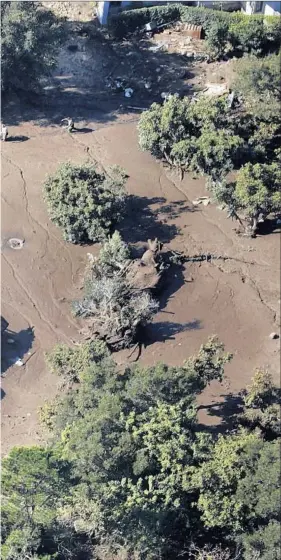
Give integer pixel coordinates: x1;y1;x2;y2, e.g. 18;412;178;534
1;116;280;454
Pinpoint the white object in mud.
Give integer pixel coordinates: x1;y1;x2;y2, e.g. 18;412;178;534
124;88;134;98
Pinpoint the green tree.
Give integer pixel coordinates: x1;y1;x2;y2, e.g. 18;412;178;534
51;337;231;558
1;1;66;94
195;434;281;559
234;162;281;230
138;95;239;178
43;163;127;244
1;447;71;559
239;369;281;439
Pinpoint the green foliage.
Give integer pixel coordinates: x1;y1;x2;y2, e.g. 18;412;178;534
232;53;281;120
206;21;229;59
3;336;281;559
210;162;281;230
138;95;243;178
191;129;244;179
109;4;281;56
239;370;281;438
228;17;266;54
43;163;127;244
234;162;281;220
195;434;281;558
1;1;66;94
1;446;71;560
108;3;182;39
45;339;109;383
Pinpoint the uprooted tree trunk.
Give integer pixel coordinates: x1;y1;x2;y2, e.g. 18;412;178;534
76;238;166;351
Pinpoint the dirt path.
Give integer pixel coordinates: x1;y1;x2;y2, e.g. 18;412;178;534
1;116;280;454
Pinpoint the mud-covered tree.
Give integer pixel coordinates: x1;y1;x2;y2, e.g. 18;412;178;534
43;164;127;244
1;1;66;94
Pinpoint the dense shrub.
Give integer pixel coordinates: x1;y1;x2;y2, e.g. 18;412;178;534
108;3;182;38
209;161;281;235
1;1;66;94
3;337;280;560
232;53;281;119
138;95;244;178
109;4;281;56
43;163;127;244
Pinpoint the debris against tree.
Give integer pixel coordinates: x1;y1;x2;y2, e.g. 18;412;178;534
73;233;166;351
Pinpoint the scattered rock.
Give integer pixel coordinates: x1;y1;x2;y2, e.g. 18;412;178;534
269;332;279;340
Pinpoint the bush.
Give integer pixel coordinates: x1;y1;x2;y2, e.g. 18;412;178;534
228;17;267;54
43;163;127;244
1;1;66;94
109;4;281;56
234;161;281;224
138;95;243;178
232;53;281;120
108;3;182;39
206;21;229;59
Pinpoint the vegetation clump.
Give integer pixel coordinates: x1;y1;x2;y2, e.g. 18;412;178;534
2;338;280;560
43;163;127;244
1;1;66;94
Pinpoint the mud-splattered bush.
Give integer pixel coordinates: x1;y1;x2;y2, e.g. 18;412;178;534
43;163;127;244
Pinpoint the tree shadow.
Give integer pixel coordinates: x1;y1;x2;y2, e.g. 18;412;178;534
256;218;281;236
119;195;179;244
74;127;93;134
157;262;186;310
1;326;35;377
197;393;244;435
6;135;29;142
155;199;198;220
145;318;202;345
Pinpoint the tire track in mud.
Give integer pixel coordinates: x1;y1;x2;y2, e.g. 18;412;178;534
2;153;75;282
2;253;72;344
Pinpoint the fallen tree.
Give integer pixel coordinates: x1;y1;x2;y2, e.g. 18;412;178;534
73;232;167;350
